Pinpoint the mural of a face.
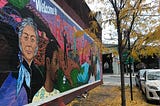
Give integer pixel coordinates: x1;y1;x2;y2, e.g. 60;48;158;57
50;51;59;80
20;25;38;64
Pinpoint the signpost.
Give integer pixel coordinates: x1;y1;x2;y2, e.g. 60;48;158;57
123;30;134;101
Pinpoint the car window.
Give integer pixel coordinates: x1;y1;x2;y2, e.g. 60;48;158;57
148;71;160;80
143;71;146;79
140;70;145;78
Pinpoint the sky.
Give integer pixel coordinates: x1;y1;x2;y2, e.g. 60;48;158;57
85;0;160;45
85;0;118;45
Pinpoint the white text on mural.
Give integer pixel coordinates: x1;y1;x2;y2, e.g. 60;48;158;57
33;0;57;15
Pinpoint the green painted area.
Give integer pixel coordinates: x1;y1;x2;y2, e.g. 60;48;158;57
8;0;29;9
38;66;88;92
54;68;85;92
70;69;82;87
54;69;71;92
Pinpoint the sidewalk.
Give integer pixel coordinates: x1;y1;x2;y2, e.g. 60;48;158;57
66;72;160;106
67;84;157;106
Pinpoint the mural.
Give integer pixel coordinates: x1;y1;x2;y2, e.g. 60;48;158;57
0;0;102;105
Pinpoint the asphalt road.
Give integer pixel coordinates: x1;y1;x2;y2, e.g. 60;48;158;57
103;73;136;86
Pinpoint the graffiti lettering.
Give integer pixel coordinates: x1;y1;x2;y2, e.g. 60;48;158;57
33;0;57;15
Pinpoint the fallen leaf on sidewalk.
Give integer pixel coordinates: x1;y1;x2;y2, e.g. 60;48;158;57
67;85;159;106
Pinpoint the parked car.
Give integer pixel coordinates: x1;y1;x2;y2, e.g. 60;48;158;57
135;69;146;89
141;69;160;102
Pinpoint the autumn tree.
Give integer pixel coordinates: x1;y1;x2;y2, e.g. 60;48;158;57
85;0;160;106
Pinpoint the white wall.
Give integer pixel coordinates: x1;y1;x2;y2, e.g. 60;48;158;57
112;55;120;74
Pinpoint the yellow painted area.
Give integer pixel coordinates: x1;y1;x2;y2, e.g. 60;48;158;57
32;87;60;102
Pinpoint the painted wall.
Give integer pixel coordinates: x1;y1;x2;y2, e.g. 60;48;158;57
0;0;102;105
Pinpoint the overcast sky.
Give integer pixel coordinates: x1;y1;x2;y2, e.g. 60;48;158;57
85;0;118;45
85;0;160;45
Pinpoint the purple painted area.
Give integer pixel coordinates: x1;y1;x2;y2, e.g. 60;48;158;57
0;73;28;106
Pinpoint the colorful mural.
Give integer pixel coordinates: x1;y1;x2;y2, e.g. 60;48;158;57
0;0;102;105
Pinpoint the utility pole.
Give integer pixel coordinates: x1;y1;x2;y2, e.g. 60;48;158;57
126;30;133;101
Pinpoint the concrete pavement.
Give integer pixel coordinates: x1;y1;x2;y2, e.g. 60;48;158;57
102;73;136;86
103;73;136;78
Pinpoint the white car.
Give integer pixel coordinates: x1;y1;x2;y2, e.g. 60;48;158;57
141;69;160;102
135;69;146;89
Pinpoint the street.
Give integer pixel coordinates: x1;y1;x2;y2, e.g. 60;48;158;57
103;73;136;86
